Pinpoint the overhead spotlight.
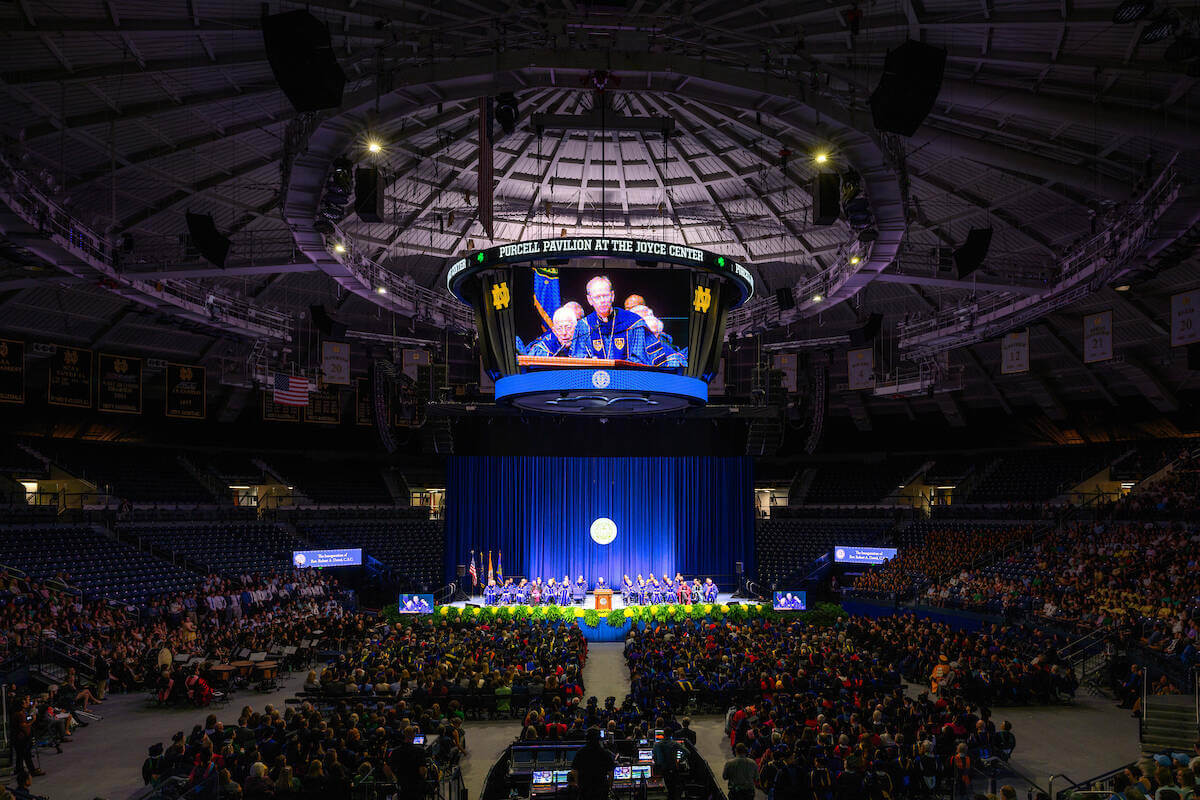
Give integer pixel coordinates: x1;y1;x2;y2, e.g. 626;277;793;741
849;255;861;265
1140;13;1178;43
1112;0;1153;23
1164;35;1199;62
367;140;382;153
333;243;346;253
376;286;388;295
494;92;519;135
814;151;829;164
1114;283;1132;292
811;293;824;303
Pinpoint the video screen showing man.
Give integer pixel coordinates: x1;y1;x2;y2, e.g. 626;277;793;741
772;591;807;611
512;267;688;369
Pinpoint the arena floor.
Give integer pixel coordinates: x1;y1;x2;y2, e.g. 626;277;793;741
30;642;1142;800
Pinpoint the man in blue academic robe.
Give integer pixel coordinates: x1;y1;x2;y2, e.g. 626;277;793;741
527;306;590;359
581;276;654;364
574;575;587;604
703;578;718;603
484;580;499;606
558;577;571;605
500;579;514;605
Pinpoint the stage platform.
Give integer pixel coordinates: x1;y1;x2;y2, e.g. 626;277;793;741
448;591;738;611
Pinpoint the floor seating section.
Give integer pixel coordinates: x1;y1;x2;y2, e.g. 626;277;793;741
121;521;304;577
0;525;198;604
295;517;444;591
755;518;891;588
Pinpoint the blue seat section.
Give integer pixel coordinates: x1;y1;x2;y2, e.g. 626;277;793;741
292;514;444;592
755;518;891;588
122;521;304;577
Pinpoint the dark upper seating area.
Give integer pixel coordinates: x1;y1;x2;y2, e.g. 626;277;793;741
755;518;891;588
121;520;303;577
0;525;199;604
0;439;47;476
265;456;394;504
803;458;922;504
965;445;1123;503
40;441;216;504
293;515;444;591
185;451;265;486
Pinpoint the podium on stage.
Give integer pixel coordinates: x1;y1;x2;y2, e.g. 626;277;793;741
594;588;613;611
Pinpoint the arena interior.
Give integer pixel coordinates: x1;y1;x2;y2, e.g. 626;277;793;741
0;1;1199;799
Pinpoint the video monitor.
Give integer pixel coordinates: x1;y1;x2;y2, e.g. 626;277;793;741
631;766;652;781
613;766;632;781
772;590;808;611
412;734;426;745
553;770;571;784
447;237;754;415
654;730;664;740
292;548;362;568
637;749;653;762
532;771;554;786
397;593;435;614
833;546;898;565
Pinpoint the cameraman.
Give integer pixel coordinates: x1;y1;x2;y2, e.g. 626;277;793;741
10;695;43;781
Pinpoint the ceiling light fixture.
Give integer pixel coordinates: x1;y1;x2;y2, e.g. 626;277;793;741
814;152;829;164
367;140;382;153
1113;0;1153;23
849;255;861;265
376;286;388;295
1140;13;1178;43
333;243;346;253
1114;283;1132;292
811;293;824;303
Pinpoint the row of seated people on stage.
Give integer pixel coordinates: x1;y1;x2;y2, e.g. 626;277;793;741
482;573;719;605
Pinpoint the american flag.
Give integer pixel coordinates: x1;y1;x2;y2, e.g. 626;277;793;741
468;550;478;587
272;373;309;406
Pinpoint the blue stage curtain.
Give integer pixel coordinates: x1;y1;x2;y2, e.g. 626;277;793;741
444;457;754;589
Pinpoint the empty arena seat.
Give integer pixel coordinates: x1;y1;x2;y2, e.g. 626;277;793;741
755;518;892;589
290;512;444;591
40;441;217;504
120;520;305;577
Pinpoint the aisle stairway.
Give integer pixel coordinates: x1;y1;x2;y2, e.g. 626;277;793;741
1142;695;1198;755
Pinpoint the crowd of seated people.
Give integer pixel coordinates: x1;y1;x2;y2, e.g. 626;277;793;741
851;526;1033;599
1108;456;1200;519
142;616;588;798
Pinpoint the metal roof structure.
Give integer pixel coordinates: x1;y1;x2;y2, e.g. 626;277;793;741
1;0;1197;424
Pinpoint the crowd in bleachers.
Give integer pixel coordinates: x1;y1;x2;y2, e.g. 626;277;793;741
1109;456;1200;519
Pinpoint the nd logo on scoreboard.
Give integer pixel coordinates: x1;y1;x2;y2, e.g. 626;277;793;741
491;282;511;310
693;285;712;313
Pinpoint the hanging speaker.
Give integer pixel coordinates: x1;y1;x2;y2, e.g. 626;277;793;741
812;173;840;225
869;40;947;136
954;227;994;279
309;304;348;339
354;167;385;223
775;288;796;310
185;212;230;268
262;10;346;112
848;313;884;346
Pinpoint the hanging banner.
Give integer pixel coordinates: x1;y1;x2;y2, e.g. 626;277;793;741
1001;329;1029;374
773;353;799;393
262;391;302;422
305;384;342;424
97;353;142;414
847;347;875;390
48;346;93;408
403;349;430;381
1171;289;1199;347
354;377;373;426
165;363;206;420
321;340;351;385
0;339;24;404
1083;310;1113;363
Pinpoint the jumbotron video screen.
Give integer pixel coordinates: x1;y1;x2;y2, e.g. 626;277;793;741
447;237;753;414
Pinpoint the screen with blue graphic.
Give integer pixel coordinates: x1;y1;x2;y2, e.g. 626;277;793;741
513;267;689;370
772;590;808;610
292;548;362;568
833;546;898;565
398;594;435;614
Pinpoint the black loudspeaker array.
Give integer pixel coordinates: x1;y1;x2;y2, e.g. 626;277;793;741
848;313;884;347
185;212;231;268
775;287;796;310
812;173;841;225
869;40;947;136
354;167;385;223
954;227;994;279
262;10;347;113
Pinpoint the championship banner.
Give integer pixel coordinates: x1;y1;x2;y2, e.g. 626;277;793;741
48;346;92;408
262;391;302;422
847;347;875;390
0;339;24;404
321;340;351;385
1171;289;1199;347
165;363;206;420
1001;329;1029;375
305;384;341;424
354;377;373;426
97;353;142;414
773;353;798;393
1083;310;1113;363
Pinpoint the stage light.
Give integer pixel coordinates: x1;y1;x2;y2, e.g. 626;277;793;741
814;151;829;164
376;286;388;295
1113;0;1152;23
333;243;346;253
1114;283;1132;292
494;92;519;135
849;255;861;265
367;140;382;153
1141;14;1177;43
811;293;824;303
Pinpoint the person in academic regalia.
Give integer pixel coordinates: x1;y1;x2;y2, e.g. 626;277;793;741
677;574;692;604
648;574;664;605
574;575;587;604
703;578;718;603
500;579;514;605
545;578;558;605
664;575;678;604
530;580;542;605
484;580;499;606
580;276;655;364
558;577;571;605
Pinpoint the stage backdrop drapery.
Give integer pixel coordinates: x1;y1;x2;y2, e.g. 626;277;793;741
444;456;754;589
